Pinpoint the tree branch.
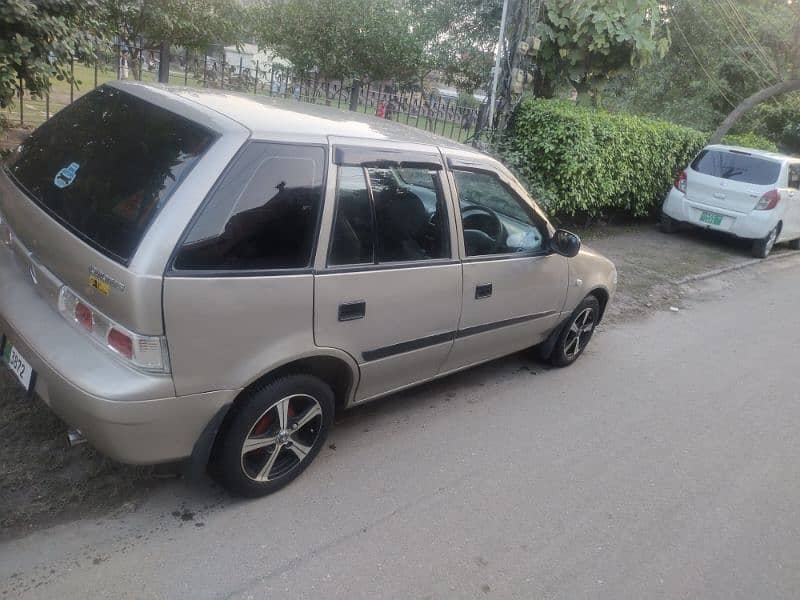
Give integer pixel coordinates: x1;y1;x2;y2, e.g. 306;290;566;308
709;79;800;144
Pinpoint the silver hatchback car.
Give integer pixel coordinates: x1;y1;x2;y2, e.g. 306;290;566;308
0;82;616;496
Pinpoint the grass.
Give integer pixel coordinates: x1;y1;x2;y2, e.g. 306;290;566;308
2;62;475;143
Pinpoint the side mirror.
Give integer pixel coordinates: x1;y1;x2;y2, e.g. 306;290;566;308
551;229;581;258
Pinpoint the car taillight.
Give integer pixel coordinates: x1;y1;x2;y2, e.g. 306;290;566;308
107;328;133;359
754;189;780;210
674;170;688;193
58;287;170;373
74;301;94;332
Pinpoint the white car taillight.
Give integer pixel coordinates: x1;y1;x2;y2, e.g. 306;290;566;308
754;189;780;211
674;170;688;194
58;287;170;373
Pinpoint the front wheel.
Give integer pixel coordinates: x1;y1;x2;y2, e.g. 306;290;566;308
215;374;334;497
752;226;778;259
550;295;601;367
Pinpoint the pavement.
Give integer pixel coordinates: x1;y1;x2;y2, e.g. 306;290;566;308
2;245;800;599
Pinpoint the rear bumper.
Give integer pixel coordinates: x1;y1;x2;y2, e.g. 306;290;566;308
662;188;778;240
0;241;235;464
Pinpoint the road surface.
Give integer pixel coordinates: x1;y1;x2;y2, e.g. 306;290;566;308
2;255;800;599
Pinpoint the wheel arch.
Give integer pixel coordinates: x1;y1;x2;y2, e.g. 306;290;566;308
587;286;610;321
191;350;359;477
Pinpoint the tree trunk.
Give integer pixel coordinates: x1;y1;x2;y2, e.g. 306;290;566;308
710;79;800;144
348;80;361;112
158;41;171;84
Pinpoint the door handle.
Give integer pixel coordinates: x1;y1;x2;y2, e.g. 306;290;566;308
713;192;726;199
338;301;366;321
475;283;493;299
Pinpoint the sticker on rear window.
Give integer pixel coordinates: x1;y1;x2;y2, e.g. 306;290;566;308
54;163;80;189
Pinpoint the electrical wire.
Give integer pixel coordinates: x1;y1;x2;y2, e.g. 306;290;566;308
672;15;738;109
719;0;780;78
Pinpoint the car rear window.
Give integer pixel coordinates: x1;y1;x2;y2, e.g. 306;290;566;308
4;86;215;264
690;149;780;185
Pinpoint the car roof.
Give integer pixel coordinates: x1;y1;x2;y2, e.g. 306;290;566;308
704;144;795;162
110;80;476;153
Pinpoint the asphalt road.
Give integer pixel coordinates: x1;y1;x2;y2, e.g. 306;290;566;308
3;255;800;600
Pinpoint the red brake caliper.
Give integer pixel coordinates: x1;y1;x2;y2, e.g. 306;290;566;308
251;412;273;436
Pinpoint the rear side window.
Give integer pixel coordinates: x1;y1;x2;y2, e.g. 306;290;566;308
175;142;325;270
690;149;781;185
788;164;800;190
5;86;214;264
328;165;449;266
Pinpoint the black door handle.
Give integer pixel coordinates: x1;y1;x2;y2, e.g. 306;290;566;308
475;283;493;299
338;301;366;321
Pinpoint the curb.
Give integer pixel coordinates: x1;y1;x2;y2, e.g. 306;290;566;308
675;249;800;286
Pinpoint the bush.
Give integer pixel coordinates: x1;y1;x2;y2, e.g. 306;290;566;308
721;132;779;153
505;99;706;220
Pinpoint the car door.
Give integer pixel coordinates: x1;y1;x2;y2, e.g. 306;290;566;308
440;154;569;374
782;163;800;239
314;144;462;403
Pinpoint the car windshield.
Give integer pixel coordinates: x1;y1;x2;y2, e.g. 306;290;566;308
4;86;215;264
690;149;781;185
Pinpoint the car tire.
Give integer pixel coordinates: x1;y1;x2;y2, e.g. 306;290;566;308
788;238;800;251
550;295;601;368
660;213;679;234
215;374;334;498
752;226;778;259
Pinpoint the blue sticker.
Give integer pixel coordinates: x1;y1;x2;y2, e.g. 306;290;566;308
54;163;80;189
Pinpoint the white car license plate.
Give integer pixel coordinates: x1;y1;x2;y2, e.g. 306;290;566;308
2;338;34;392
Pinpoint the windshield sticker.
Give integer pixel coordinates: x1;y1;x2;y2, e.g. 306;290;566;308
54;163;80;189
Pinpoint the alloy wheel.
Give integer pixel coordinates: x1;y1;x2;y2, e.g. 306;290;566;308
564;307;595;361
240;394;323;482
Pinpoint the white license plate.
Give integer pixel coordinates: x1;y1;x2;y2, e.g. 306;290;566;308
2;338;34;391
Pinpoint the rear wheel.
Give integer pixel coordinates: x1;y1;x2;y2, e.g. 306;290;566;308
215;374;334;497
788;238;800;251
550;295;601;367
659;212;679;234
752;226;778;258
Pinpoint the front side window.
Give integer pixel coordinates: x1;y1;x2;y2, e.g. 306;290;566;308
328;165;449;266
5;86;214;263
452;170;544;257
175;142;325;270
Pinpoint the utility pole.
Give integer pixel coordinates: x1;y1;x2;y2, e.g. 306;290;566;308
487;0;511;130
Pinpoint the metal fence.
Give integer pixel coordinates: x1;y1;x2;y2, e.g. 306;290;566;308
4;44;487;144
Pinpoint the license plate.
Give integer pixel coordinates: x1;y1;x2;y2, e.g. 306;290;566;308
2;337;34;392
700;211;723;226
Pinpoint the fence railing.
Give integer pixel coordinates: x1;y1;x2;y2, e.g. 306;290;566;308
3;44;487;144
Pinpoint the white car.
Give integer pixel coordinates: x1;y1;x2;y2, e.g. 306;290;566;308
661;144;800;257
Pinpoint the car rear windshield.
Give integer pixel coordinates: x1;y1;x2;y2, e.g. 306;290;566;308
4;86;215;264
690;149;780;185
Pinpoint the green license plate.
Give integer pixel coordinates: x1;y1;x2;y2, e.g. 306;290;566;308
700;211;723;226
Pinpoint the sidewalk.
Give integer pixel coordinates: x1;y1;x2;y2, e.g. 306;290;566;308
577;222;793;323
0;222;792;540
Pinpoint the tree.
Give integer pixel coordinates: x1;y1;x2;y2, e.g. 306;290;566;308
251;0;425;108
0;0;100;108
534;0;668;107
709;0;800;143
406;0;502;93
99;0;246;83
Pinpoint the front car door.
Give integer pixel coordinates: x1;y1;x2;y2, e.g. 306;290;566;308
440;151;569;374
313;143;462;403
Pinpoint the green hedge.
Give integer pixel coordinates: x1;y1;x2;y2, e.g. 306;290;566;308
721;132;779;153
505;99;706;219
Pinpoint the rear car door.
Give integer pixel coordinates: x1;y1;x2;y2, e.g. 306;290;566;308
314;144;461;402
783;163;800;239
164;141;326;396
441;156;568;373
